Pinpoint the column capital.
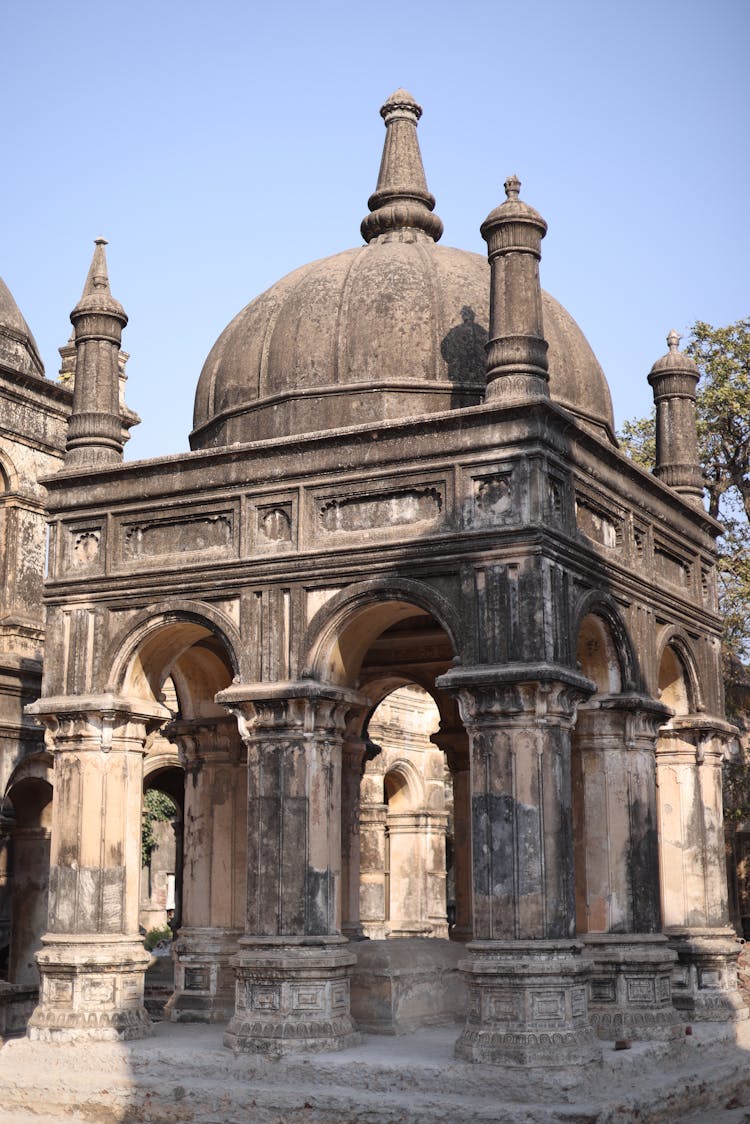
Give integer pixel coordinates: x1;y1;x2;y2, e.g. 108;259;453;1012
25;693;169;753
217;680;365;742
437;663;595;728
163;716;244;768
657;714;739;766
577;693;672;744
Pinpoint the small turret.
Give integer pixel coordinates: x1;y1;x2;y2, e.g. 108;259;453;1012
648;330;703;505
480;176;550;404
65;239;133;467
361;89;443;244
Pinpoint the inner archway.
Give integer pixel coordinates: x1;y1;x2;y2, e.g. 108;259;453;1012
360;684;450;939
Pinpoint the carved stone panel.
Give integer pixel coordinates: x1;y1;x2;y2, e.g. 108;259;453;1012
120;510;236;564
318;485;443;536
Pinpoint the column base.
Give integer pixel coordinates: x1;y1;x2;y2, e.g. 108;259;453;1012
28;935;152;1042
666;927;749;1022
223;937;360;1056
582;933;682;1040
166;927;242;1023
454;940;601;1067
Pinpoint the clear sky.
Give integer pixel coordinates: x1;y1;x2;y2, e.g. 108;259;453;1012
3;0;748;462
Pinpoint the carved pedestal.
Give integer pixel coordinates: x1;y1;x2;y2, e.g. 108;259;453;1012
583;934;680;1040
219;680;362;1054
225;937;358;1055
29;935;152;1041
657;718;748;1022
168;926;242;1023
164;719;246;1022
25;696;166;1041
667;927;745;1022
457;940;598;1065
438;666;601;1066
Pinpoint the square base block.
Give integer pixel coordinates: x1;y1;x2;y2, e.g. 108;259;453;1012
667;927;749;1023
583;933;682;1040
28;935;152;1042
166;927;242;1023
224;938;359;1056
455;940;601;1067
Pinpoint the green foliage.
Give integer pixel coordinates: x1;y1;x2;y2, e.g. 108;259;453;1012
141;788;177;867
618;318;750;667
618;411;656;471
144;925;172;950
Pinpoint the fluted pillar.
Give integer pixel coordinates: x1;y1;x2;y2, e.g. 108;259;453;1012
431;724;472;941
573;696;680;1040
24;695;167;1040
656;716;747;1021
437;665;600;1066
340;728;367;940
164;718;246;1022
218;680;362;1055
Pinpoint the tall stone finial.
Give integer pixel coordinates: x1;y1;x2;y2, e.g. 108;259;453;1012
65;239;131;467
360;90;444;244
648;330;703;505
479;177;550;404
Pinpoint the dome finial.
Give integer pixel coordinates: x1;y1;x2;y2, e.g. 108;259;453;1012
361;90;443;244
667;328;681;352
504;175;521;201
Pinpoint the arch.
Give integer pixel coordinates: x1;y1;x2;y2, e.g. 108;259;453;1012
105;600;241;715
302;576;462;687
0;448;19;494
4;751;53;800
656;629;702;715
383;759;425;812
572;590;637;693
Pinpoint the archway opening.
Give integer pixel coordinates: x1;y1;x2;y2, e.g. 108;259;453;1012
360;684;450;939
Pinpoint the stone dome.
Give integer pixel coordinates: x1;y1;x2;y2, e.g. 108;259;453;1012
191;92;615;450
0;276;44;379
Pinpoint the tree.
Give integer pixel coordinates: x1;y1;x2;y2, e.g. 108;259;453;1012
141;788;177;867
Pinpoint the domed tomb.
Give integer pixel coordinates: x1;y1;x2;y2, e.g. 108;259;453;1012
192;91;615;450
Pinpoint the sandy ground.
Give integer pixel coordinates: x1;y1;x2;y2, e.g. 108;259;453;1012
1;1018;750;1124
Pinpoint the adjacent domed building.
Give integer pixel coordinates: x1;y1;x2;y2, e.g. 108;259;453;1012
0;90;744;1067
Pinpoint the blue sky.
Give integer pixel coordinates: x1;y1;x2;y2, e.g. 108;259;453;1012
3;0;748;461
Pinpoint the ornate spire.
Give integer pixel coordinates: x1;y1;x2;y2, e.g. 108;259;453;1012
648;330;703;505
479;176;550;403
65;239;131;468
361;90;443;244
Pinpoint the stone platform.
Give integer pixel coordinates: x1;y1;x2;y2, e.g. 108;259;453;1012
1;1019;750;1122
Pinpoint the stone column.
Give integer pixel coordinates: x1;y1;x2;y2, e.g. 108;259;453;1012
656;716;747;1022
386;811;430;937
218;680;362;1055
8;822;51;987
164;718;246;1022
340;729;367;940
358;766;388;940
573;696;680;1040
437;665;600;1066
432;725;472;942
25;695;167;1041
